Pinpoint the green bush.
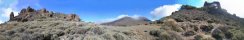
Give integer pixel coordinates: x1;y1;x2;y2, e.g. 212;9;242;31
149;29;161;37
159;31;183;40
0;35;7;40
194;35;215;40
159;32;171;40
229;29;244;40
113;33;128;40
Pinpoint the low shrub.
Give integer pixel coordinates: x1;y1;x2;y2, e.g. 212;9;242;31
159;31;183;40
229;29;244;40
0;35;7;40
194;35;215;40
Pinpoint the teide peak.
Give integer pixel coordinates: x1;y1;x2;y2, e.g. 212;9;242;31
101;16;151;26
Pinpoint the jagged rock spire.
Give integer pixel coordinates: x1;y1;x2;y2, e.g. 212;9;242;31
20;6;35;14
9;12;14;21
26;6;35;12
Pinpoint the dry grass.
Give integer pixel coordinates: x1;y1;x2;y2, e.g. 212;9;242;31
162;18;183;32
194;34;215;40
7;24;14;30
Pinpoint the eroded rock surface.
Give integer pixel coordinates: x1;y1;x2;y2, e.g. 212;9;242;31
9;6;80;22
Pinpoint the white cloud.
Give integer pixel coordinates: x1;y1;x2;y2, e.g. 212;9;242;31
95;14;142;24
1;8;19;17
0;8;18;24
204;0;244;18
117;14;142;20
150;4;182;20
117;15;129;19
0;20;3;24
0;0;19;23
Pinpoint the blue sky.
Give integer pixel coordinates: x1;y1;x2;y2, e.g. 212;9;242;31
36;0;179;22
1;0;243;23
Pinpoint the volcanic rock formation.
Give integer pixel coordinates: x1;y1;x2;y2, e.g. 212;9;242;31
9;6;81;22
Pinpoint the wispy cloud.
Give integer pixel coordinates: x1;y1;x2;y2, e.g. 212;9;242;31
1;8;19;17
95;14;142;24
150;4;182;20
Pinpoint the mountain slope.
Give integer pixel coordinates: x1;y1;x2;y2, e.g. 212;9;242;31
149;2;244;40
101;16;151;26
0;1;244;40
0;7;157;40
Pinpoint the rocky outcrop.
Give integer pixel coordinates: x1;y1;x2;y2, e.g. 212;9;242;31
203;1;244;27
66;14;80;21
9;6;81;22
204;1;221;9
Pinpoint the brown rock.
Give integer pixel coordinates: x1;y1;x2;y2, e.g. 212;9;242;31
66;14;80;21
20;9;26;14
40;8;48;13
18;6;35;18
